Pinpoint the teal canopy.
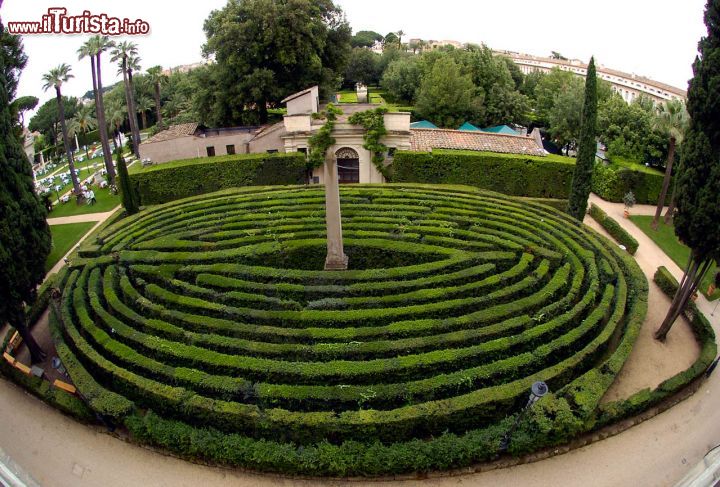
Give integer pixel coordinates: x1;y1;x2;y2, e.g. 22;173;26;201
410;120;439;129
458;122;481;131
482;125;519;135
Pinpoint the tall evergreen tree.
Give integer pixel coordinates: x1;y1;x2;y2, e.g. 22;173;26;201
116;146;138;215
655;0;720;340
566;57;598;220
0;23;52;363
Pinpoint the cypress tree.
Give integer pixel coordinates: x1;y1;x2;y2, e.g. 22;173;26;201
116;146;139;214
566;57;598;221
655;0;720;340
0;24;52;363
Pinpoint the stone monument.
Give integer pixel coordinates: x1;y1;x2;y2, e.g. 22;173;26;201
323;155;348;270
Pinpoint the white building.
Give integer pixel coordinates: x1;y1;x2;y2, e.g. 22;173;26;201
497;51;686;104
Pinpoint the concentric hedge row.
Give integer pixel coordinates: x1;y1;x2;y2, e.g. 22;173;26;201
56;184;648;475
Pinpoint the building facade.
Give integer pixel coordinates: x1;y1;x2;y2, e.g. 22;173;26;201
497;51;686;104
140;86;547;182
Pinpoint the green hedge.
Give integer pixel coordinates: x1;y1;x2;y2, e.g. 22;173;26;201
588;204;639;255
50;184;657;474
592;163;669;205
391;150;577;199
595;266;716;426
0;357;95;422
129;153;307;205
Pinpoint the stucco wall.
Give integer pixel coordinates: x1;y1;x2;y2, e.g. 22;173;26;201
139;132;255;164
286;86;319;115
248;125;285;153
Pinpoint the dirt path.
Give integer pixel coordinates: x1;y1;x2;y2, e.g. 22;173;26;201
47;209;120;226
582;213;699;401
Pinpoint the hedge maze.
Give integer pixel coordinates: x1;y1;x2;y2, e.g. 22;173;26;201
55;184;648;475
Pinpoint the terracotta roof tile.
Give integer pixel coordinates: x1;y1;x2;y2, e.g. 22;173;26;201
409;128;545;156
144;123;199;144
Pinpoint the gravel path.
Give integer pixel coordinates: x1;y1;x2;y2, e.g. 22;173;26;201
1;194;717;487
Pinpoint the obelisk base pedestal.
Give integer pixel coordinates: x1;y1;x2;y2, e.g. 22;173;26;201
324;253;349;271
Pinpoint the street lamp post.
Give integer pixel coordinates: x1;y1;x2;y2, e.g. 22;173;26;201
499;381;549;452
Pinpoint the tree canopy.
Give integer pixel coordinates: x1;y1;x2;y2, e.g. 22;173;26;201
0;23;52;363
201;0;351;125
351;30;382;48
415;56;481;129
381;56;422;103
344;48;380;87
28;96;80;148
655;0;720;340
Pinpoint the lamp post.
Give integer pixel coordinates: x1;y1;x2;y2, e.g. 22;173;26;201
499;381;549;452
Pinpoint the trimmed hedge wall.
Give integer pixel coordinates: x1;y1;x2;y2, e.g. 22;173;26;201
390;151;666;205
592;163;669;205
588;204;639;255
129;153;307;205
391;150;577;199
48;183;654;475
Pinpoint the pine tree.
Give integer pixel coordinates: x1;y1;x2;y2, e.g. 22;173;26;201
655;0;720;340
566;57;598;220
0;23;52;363
116;146;139;214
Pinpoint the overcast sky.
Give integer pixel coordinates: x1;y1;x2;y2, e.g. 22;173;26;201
2;0;709;123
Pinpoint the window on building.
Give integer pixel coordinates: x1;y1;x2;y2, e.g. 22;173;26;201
298;148;307;155
206;146;215;157
267;149;279;154
226;144;236;155
387;147;396;157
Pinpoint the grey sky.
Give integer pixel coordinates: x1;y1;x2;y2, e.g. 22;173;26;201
2;0;709;123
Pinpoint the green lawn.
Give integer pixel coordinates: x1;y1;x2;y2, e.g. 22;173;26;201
48;186;121;218
337;90;358;103
630;215;719;300
45;222;96;271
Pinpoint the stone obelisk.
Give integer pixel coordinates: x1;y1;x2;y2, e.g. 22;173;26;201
324;156;348;270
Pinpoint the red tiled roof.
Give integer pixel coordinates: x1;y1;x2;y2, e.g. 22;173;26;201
409;128;545;156
144;123;199;144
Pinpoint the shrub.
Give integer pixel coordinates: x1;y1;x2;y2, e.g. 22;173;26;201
592;162;669;204
588;203;639;254
129;153;307;205
391;150;576;199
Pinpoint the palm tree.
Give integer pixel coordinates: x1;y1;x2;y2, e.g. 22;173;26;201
134;95;154;129
42;64;81;196
106;100;127;151
110;41;141;158
146;65;167;129
126;54;144;148
78;36;116;184
651;100;689;229
397;30;405;47
68;104;98;160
